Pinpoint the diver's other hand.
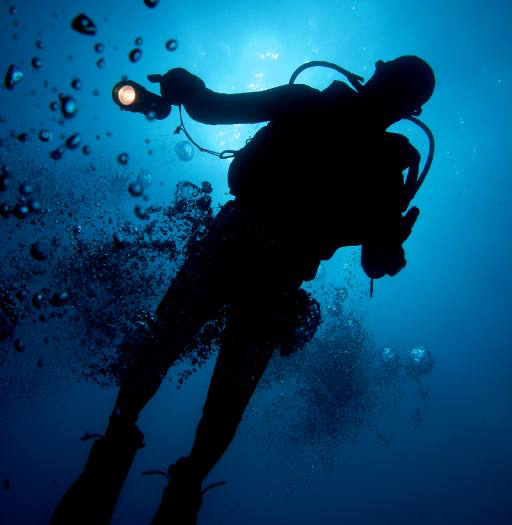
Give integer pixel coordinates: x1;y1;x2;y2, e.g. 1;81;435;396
361;243;406;279
148;68;206;106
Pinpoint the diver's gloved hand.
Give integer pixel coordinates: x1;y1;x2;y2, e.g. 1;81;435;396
361;207;420;279
361;243;406;279
148;68;206;106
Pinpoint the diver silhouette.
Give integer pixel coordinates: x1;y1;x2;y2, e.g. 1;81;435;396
50;55;435;525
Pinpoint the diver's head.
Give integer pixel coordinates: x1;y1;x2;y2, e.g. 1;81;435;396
363;56;435;123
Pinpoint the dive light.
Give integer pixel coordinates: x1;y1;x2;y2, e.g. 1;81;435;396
112;77;171;120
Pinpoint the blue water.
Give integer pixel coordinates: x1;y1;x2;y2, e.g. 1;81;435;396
1;0;511;524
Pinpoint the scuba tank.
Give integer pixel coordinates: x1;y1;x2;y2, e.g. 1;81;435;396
287;60;435;211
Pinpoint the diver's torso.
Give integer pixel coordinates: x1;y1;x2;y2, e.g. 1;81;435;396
228;81;397;254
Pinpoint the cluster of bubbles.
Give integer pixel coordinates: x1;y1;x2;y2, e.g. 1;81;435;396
0;166;42;220
248;286;435;456
0;174;216;392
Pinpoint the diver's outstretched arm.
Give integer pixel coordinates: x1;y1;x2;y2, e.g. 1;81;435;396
152;67;321;125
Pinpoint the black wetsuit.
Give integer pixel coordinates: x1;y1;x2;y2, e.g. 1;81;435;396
112;77;412;484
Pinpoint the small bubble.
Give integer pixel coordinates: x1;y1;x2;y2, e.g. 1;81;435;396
96;58;105;69
144;0;159;7
35;40;44;50
50;146;65;160
39;129;52;142
31;57;42;69
4;64;23;89
32;293;44;308
0;204;11;218
9;6;17;16
13;203;30;219
94;42;104;53
14;339;24;353
134;205;148;219
19;182;33;195
165;39;178;52
28;199;41;212
134;37;143;46
51;291;70;307
117;152;129;165
30;239;50;261
71;77;83;90
0;178;8;192
129;48;142;63
17;132;29;143
61;96;78;118
112;232;126;248
65;133;81;149
128;182;143;196
82;145;91;155
49;101;59;111
71;14;97;36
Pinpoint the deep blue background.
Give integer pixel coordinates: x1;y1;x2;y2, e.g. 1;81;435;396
1;0;511;523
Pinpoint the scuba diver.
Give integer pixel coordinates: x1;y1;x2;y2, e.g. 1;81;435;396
50;55;435;525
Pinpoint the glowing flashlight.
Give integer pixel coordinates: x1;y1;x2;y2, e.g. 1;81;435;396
112;79;171;120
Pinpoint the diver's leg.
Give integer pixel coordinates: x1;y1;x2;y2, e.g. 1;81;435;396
149;302;278;525
50;230;228;525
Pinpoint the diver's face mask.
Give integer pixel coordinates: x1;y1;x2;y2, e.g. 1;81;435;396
112;79;171;120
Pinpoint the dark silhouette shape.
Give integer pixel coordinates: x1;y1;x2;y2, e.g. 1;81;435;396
50;56;435;525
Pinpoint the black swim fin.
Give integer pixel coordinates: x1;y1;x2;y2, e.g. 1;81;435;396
49;414;144;525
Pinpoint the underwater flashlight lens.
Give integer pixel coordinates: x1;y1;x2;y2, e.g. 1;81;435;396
118;85;136;105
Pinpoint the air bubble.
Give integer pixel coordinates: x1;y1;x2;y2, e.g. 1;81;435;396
39;129;52;142
51;291;70;307
28;199;41;212
117;152;129;165
0;204;11;218
32;293;44;308
19;182;33;195
94;42;104;53
175;140;194;161
128;182;143;196
4;64;23;89
13;203;30;219
50;146;65;160
144;0;159;7
31;57;42;69
96;58;105;69
407;345;434;376
65;133;81;149
129;48;142;63
61;96;78;118
71;78;83;90
30;240;50;261
71;14;97;36
165;39;178;52
135;37;143;46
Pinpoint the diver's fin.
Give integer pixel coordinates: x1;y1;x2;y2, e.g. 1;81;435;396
148;458;209;525
49;414;144;525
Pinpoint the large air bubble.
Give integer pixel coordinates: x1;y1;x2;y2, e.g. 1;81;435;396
175;141;194;162
71;14;97;36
